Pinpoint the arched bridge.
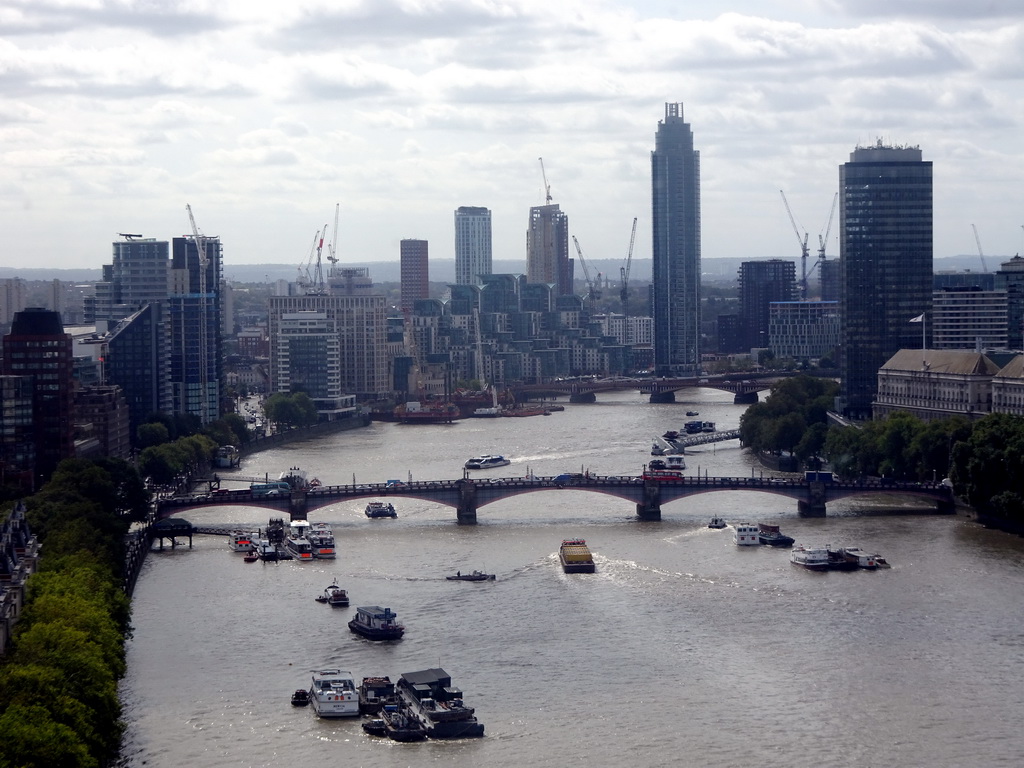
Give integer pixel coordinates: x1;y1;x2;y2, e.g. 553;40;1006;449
156;475;955;525
513;374;780;404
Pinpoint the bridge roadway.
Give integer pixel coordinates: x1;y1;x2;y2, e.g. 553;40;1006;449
156;474;956;524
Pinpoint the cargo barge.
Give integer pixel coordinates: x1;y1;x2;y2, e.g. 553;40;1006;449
559;538;595;573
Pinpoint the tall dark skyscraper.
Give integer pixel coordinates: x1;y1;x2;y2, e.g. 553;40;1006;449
651;102;701;376
526;204;571;296
400;239;429;314
838;142;933;419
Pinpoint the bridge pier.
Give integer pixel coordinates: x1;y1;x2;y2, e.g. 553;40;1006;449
733;391;758;404
456;481;478;525
569;392;596;403
798;482;827;517
289;490;308;520
636;482;662;521
649;391;675;404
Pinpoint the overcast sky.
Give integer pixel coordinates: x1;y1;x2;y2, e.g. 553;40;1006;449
2;0;1023;274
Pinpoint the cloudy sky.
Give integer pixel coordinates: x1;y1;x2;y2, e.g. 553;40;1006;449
2;0;1023;274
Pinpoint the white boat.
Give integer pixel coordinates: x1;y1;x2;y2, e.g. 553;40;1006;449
708;516;727;529
839;547;879;569
227;531;255;552
733;522;760;546
309;669;360;718
464;454;511;470
790;545;831;570
365;501;398;519
471;407;501;418
665;455;686;471
282;520;314;561
307;523;336;559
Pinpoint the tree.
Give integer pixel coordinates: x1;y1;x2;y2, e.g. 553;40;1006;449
136;422;169;449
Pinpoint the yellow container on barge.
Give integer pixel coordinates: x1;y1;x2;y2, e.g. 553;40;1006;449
559;539;595;573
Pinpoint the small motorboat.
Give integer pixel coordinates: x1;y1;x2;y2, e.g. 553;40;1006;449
708;516;727;529
316;580;349;606
686;410;699;416
446;570;495;582
243;552;259;563
291;689;310;706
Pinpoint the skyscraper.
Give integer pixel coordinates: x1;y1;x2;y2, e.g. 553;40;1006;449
651;102;701;375
739;259;798;350
2;308;75;486
838;142;933;419
526;204;571;295
454;207;492;285
400;239;429;314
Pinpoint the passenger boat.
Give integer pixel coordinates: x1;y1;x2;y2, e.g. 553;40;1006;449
365;501;397;519
708;516;727;529
381;702;428;741
464;454;511;470
446;570;495;582
278;466;309;490
790;545;831;570
348;605;405;640
358;676;397;715
757;523;795;547
665;455;686;471
227;531;255;552
702;421;716;432
307;522;336;559
308;669;360;717
733;522;760;546
291;688;310;706
559;538;595;573
282;520;314;561
684;420;703;434
470;406;502;418
397;668;485;738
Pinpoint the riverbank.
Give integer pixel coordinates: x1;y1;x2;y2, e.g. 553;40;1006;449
239;413;371;458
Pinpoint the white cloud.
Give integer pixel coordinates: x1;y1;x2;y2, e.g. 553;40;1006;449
0;0;1022;268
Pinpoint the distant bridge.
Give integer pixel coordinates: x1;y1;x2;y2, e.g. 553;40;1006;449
513;374;781;405
156;474;955;524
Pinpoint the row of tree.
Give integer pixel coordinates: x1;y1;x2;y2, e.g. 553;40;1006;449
741;374;1024;527
0;459;147;767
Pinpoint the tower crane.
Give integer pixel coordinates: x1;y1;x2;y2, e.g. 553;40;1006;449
185;203;211;424
971;224;988;272
780;190;810;299
572;236;601;302
538;157;552;205
817;192;838;265
327;203;340;267
620;217;638;316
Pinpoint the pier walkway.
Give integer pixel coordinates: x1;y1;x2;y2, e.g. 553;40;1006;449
157;473;955;524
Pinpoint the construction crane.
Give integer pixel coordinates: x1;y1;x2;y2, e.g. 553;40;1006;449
620;217;638;316
572;236;601;302
538;157;552;204
327;203;340;266
118;233;143;240
817;192;838;265
185;204;211;424
971;224;988;272
780;190;810;299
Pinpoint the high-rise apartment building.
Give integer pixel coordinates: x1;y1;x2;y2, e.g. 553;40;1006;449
838;142;932;419
2;308;75;486
400;239;429;314
651;102;701;375
526;204;571;296
738;259;797;350
0;278;27;328
454;207;492;285
168;236;223;424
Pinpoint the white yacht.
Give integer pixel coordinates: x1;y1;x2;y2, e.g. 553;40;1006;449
309;670;360;717
282;520;314;561
464;455;511;470
307;523;336;559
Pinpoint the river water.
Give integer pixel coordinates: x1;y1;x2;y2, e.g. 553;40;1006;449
119;390;1024;768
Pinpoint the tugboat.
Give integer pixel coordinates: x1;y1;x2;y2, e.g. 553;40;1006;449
397;668;485;738
291;688;310;707
708;516;727;529
315;580;349;606
358;676;397;715
381;701;428;741
348;606;405;640
757;522;795;547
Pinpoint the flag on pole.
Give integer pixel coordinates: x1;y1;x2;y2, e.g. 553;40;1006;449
909;314;924;323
